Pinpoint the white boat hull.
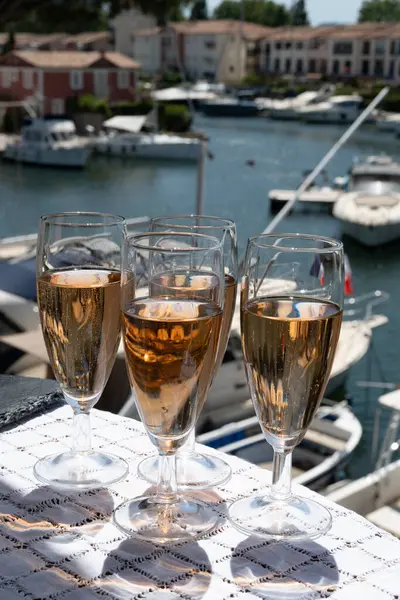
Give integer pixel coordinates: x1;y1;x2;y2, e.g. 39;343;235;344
95;136;201;161
269;109;301;121
302;111;359;124
340;219;400;246
3;144;90;168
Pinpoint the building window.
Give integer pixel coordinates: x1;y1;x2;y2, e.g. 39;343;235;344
388;60;395;79
70;70;83;90
276;42;282;50
296;59;303;74
2;70;11;88
362;60;369;76
265;43;270;54
229;65;234;73
375;40;385;56
320;59;327;74
344;60;352;74
296;41;303;50
23;70;34;89
309;37;324;50
285;58;291;73
274;58;280;72
205;40;216;50
51;98;65;115
117;70;130;89
333;41;353;55
332;60;340;75
362;41;370;55
308;59;316;73
374;59;384;76
285;42;292;50
390;41;396;56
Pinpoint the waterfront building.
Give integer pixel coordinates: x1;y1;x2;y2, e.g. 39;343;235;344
0;51;140;115
112;6;157;57
0;33;68;52
132;20;270;83
258;23;400;83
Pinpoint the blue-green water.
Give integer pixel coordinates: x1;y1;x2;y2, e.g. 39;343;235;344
1;116;399;479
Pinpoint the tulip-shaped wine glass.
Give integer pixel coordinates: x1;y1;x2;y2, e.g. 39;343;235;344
114;231;224;542
229;234;344;540
34;212;128;489
136;215;238;489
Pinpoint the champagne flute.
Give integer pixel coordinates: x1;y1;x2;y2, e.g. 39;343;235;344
35;212;128;489
229;234;344;540
114;231;224;542
137;215;238;489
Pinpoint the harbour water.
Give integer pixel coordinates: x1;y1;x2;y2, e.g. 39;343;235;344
1;115;399;479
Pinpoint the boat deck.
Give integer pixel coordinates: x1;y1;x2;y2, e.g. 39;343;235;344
269;188;341;213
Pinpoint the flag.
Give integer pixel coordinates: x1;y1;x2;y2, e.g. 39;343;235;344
344;254;354;296
310;255;325;286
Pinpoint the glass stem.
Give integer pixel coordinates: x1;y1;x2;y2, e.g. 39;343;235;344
157;452;178;504
179;428;196;457
271;450;293;502
72;410;92;455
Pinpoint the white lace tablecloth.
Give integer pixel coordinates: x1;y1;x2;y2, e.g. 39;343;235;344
0;405;399;600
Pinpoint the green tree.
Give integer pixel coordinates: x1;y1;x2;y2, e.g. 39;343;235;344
291;0;309;25
214;0;290;26
190;0;208;20
358;0;400;21
2;31;15;54
134;0;191;25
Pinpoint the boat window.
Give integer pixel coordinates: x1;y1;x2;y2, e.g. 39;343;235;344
50;132;59;142
339;100;359;107
352;175;400;195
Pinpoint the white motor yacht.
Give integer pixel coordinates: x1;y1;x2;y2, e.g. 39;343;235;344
258;84;335;121
298;94;366;125
94;115;201;161
3;117;90;168
333;155;400;246
327;387;400;537
375;111;400;133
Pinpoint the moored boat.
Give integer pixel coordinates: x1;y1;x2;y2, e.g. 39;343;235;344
200;97;259;117
3;117;90;168
298;95;367;125
333;155;400;246
198;399;362;492
93;115;201;161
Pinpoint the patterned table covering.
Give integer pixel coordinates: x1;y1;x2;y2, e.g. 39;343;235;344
0;405;399;600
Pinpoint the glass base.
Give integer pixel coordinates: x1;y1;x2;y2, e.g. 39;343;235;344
113;495;218;543
229;493;332;541
137;451;232;490
33;451;129;491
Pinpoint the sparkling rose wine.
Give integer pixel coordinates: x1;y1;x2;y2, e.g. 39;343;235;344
123;298;222;452
242;296;342;447
37;268;121;405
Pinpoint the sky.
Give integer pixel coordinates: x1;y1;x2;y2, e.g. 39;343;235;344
208;0;363;25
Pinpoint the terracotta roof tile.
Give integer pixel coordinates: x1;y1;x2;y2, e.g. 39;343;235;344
133;20;272;38
62;31;110;45
0;50;140;69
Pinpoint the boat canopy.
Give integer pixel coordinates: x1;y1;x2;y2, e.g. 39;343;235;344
103;115;147;134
